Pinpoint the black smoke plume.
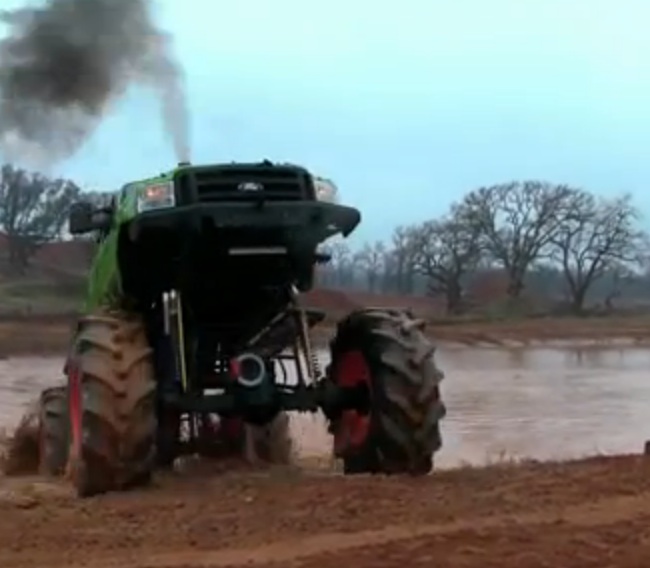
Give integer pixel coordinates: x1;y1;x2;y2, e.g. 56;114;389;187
0;0;190;166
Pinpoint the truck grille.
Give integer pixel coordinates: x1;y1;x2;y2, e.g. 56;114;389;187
176;165;312;204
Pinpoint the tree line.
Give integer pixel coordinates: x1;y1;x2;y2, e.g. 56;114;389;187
0;163;647;314
0;163;114;273
319;181;649;314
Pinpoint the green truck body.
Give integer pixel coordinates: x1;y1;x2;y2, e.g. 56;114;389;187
81;164;353;313
83;169;180;312
48;160;446;500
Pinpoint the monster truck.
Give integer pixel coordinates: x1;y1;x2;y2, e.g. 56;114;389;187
37;160;446;497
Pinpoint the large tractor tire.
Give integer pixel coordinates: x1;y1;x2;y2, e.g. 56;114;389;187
38;385;69;476
67;312;157;497
328;309;445;475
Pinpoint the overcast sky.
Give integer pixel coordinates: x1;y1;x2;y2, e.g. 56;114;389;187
4;0;650;243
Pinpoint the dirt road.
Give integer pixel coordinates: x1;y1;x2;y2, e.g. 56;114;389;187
0;455;649;567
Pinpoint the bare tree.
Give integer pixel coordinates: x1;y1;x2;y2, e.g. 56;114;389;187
389;225;418;294
329;240;354;287
379;246;397;293
409;214;481;314
317;239;355;288
0;163;81;272
603;263;634;312
457;181;576;298
354;241;386;292
550;192;645;313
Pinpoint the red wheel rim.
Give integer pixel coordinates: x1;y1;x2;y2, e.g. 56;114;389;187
68;365;82;459
332;351;371;455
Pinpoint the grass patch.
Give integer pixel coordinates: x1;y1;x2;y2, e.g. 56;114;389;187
0;280;82;314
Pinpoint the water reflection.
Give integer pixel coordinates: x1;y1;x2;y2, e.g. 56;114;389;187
2;346;650;468
437;346;650;467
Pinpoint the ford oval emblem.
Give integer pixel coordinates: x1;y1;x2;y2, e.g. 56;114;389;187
237;181;264;192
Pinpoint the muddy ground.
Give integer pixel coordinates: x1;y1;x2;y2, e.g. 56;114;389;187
2;316;650;567
1;455;650;567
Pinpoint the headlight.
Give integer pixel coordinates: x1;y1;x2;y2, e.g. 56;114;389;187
313;176;340;203
137;181;175;213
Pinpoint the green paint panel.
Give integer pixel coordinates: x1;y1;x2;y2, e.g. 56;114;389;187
81;168;180;313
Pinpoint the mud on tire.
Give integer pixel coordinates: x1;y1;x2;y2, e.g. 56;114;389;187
38;385;69;476
67;312;156;497
328;309;445;475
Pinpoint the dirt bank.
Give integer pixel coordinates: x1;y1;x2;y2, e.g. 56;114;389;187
0;454;649;567
430;315;650;347
0;318;72;357
2;314;650;356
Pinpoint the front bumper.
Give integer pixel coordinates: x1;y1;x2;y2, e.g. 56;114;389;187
129;201;361;243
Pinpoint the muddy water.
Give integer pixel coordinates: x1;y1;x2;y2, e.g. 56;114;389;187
1;347;649;468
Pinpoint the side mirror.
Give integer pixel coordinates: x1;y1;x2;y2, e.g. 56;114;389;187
69;202;112;235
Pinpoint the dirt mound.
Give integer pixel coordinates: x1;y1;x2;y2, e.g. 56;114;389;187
302;289;442;319
0;454;650;567
345;290;442;317
302;288;360;315
0;403;40;476
429;316;650;347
